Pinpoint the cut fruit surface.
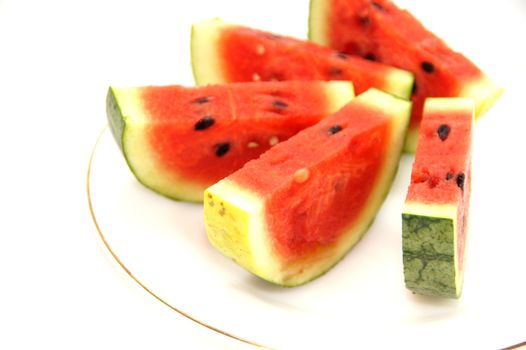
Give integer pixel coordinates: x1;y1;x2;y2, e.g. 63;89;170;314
402;97;474;298
204;89;411;286
309;0;502;152
191;18;414;100
106;81;354;202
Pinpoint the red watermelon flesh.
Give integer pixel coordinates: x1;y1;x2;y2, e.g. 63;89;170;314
191;19;414;100
309;0;503;152
231;102;388;259
204;89;411;286
106;81;354;202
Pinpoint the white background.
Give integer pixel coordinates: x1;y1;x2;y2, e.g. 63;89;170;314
1;0;525;349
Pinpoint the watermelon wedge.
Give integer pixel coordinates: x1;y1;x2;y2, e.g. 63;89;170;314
204;89;411;286
106;81;354;202
402;98;474;298
309;0;503;152
191;18;414;100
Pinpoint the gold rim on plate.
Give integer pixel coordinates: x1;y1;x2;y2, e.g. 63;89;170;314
86;126;272;350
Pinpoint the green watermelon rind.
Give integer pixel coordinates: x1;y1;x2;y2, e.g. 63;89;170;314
402;200;462;299
106;87;206;202
402;212;459;298
106;86;126;152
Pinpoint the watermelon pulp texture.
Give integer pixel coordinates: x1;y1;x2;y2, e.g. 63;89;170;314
106;81;354;202
204;89;411;286
309;0;503;152
191;18;414;100
403;98;473;298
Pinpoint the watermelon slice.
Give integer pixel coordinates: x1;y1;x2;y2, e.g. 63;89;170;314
204;89;411;286
309;0;503;152
106;81;354;202
191;18;414;100
402;98;474;298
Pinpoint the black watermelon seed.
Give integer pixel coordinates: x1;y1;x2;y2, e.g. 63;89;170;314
437;124;451;141
411;82;417;95
192;96;210;104
272;100;288;109
336;52;349;59
371;1;384;11
358;15;371;25
446;172;454;180
329;67;343;77
456;172;465;191
194;116;215;130
364;53;376;61
328;125;343;135
421;61;435;73
215;142;230;157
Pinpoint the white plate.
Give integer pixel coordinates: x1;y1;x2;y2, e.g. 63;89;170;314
87;1;526;348
88;111;525;350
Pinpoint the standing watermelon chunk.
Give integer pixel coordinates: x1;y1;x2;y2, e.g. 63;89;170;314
106;81;354;202
191;18;414;100
309;0;503;152
204;89;411;286
402;98;474;298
